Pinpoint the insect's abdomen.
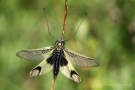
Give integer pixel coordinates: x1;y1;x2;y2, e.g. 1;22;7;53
53;51;60;76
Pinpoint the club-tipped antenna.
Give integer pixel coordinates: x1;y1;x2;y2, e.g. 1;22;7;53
65;13;88;41
43;8;56;40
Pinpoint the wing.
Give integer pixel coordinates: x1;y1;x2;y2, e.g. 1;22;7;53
29;58;53;77
60;61;81;82
64;48;99;67
16;46;54;61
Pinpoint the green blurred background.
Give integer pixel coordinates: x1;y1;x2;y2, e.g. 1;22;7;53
0;0;135;90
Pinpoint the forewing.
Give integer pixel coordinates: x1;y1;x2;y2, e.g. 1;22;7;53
64;48;99;67
60;61;81;82
29;57;53;77
16;46;54;61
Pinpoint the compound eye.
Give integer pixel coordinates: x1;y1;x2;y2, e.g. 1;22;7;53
62;41;65;46
62;40;65;43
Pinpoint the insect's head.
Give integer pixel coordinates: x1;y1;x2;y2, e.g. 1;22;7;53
55;39;65;47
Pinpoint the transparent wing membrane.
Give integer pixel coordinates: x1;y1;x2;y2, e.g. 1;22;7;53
16;46;54;61
64;48;99;67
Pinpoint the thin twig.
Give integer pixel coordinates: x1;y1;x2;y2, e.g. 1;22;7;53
61;0;68;39
50;76;56;90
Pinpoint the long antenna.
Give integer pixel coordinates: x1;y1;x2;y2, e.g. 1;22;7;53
43;8;56;40
65;13;87;41
61;0;68;40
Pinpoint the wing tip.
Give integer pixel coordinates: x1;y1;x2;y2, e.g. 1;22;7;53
71;70;81;83
72;75;81;83
16;50;26;57
89;58;99;67
29;66;42;77
29;69;40;77
16;50;21;57
94;59;100;67
96;62;100;66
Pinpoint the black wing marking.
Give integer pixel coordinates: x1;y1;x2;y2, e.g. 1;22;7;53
16;46;54;61
29;58;53;77
64;48;99;67
60;61;81;82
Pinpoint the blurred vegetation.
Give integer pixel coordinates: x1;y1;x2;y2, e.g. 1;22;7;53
0;0;135;90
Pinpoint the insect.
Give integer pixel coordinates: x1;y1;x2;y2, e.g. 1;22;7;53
16;0;99;90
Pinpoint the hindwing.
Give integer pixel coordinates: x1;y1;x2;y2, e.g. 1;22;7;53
29;58;53;77
60;50;81;82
